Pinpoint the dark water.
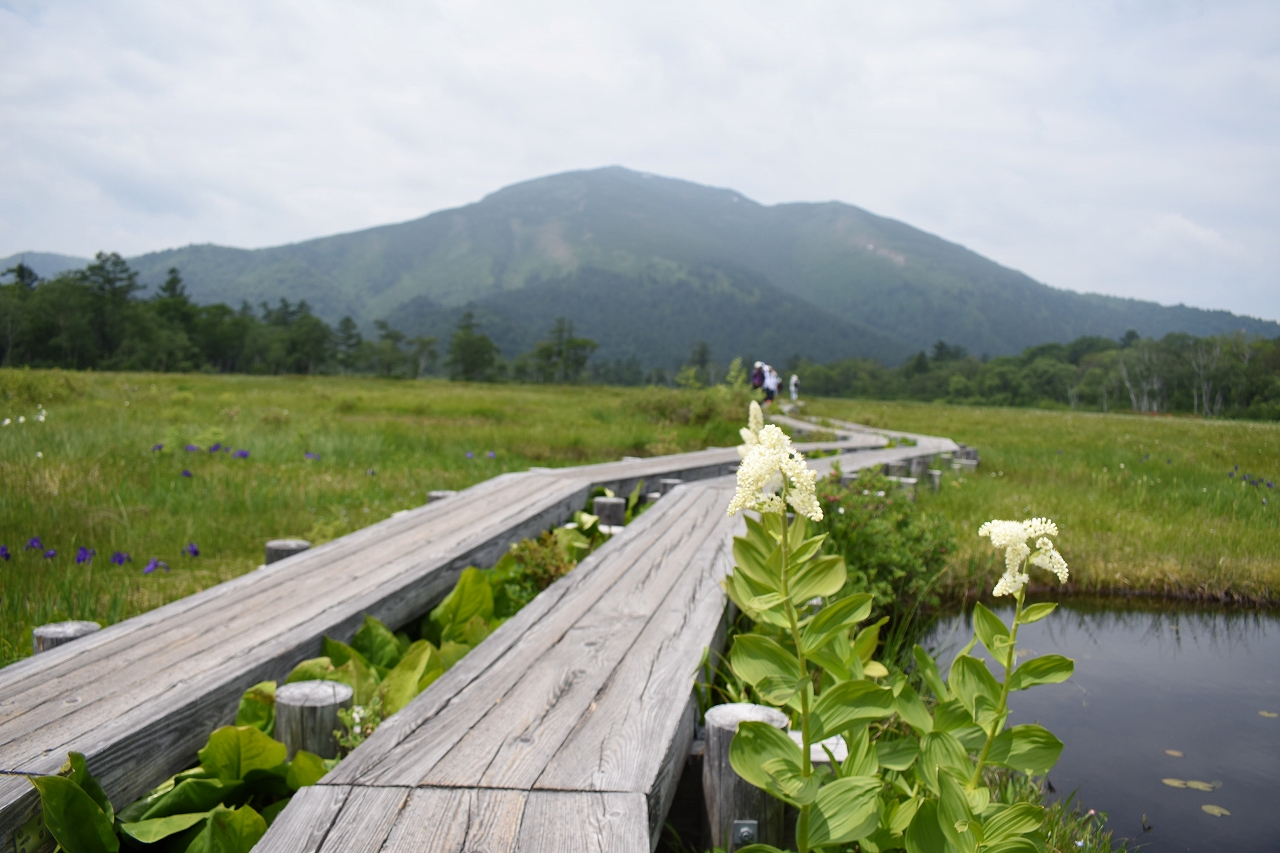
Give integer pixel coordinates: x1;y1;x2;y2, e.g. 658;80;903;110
925;602;1280;852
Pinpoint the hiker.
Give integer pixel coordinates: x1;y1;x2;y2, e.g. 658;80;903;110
762;365;779;405
789;373;800;402
751;361;765;390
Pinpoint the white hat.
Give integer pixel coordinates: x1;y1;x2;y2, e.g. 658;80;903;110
753;361;762;368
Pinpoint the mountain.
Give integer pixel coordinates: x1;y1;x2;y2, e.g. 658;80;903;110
22;168;1280;368
0;252;91;281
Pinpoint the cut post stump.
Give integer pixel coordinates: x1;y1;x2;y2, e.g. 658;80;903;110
594;496;626;527
703;703;789;851
275;680;354;759
32;621;100;654
265;539;311;565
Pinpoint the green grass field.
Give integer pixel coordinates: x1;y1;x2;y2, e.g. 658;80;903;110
3;370;1276;667
806;399;1280;601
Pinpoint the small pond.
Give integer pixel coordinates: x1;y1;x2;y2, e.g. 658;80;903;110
925;601;1280;852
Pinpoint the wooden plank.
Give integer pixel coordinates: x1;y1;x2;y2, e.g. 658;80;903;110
315;786;410;853
380;788;527;853
251;784;351;853
512;791;650;853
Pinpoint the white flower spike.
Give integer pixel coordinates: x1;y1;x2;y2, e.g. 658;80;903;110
979;517;1068;596
728;409;823;522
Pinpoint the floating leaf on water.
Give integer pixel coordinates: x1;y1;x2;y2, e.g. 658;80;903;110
1161;779;1187;788
1164;750;1184;757
1260;711;1278;718
1211;781;1223;789
1201;804;1230;817
1186;781;1214;792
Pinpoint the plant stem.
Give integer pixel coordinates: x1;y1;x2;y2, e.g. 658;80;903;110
776;488;813;853
968;588;1025;789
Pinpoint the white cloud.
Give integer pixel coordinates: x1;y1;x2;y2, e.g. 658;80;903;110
1;0;1277;319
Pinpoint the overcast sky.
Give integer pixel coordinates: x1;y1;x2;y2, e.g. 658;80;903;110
2;1;1277;320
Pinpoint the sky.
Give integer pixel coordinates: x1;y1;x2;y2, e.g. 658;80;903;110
2;1;1278;321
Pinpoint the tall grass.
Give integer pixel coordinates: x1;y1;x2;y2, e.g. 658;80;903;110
0;370;749;666
806;399;1280;601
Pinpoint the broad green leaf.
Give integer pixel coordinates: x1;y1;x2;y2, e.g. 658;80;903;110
918;731;972;795
184;805;268;853
286;751;326;789
27;775;119;853
888;796;921;835
789;554;847;604
284;657;335;684
431;567;495;643
971;602;1011;664
841;726;878;777
973;692;1008;737
352;615;404;670
321;636;372;670
905;799;947;853
801;593;873;654
198;726;287;782
809;644;853;682
730;635;802;687
949;655;1002;718
733;536;779;592
734;847;786;853
893;682;933;733
875;737;920;771
986;724;1064;776
729;721;819;806
63;752;113;824
983;839;1042;853
1008;655;1074;691
461;614;492;647
379;640;443;716
788;534;826;567
937;770;977;853
260;797;290;826
140;778;236;820
331;655;381;705
913;645;950;702
439;640;471;670
852;618;889;665
120;812;209;844
1018;602;1057;625
982;802;1044;844
806;775;882;848
418;666;444;692
233;681;276;736
811;680;896;739
932;698;976;732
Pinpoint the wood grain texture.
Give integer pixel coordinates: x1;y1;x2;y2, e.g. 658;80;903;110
314;786;410;853
380;788;528;853
512;791;650;853
252;784;351;853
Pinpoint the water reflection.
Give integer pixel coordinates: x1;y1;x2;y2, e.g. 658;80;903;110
925;600;1280;852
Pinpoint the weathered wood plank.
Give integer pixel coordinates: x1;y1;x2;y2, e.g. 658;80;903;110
314;786;410;853
380;788;528;853
511;791;650;853
251;784;351;853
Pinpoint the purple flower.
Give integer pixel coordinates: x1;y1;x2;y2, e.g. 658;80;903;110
181;470;193;478
304;452;319;461
142;558;169;574
184;542;199;557
43;549;56;559
487;451;496;459
185;444;199;452
152;443;164;452
209;442;222;453
233;449;249;459
25;537;42;551
110;551;131;565
75;547;96;565
465;451;474;459
0;545;9;561
1229;471;1235;478
1268;482;1274;489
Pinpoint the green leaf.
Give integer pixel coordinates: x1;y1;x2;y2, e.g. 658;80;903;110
140;778;237;820
1008;655;1074;691
27;775;119;853
120;812;209;844
905;798;947;853
331;654;381;705
937;770;977;853
807;775;882;848
932;697;976;732
841;726;878;777
888;796;921;835
852;617;889;665
352;615;404;669
789;553;847;604
730;635;802;688
917;731;972;795
788;534;827;566
733;536;779;593
729;721;820;807
198;726;287;782
184;805;268;853
461;614;492;647
982;839;1043;853
379;639;444;716
431;567;495;643
439;640;471;670
63;752;113;824
811;680;896;739
982;802;1045;844
800;593;873;654
971;602;1011;664
1018;602;1057;625
949;655;1002;719
986;724;1064;776
259;797;290;826
913;645;951;702
286;751;327;790
284;657;335;683
233;681;277;736
875;737;920;772
893;682;933;734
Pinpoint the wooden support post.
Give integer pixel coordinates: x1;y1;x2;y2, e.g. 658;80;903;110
275;680;354;760
928;469;942;492
32;621;100;654
899;476;918;500
593;496;626;529
427;490;457;503
703;703;788;851
265;539;310;565
658;477;684;495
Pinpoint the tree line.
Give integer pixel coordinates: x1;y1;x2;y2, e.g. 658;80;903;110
795;331;1280;420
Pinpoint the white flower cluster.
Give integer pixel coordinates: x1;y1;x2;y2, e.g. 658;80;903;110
978;517;1068;597
737;400;766;458
728;415;823;522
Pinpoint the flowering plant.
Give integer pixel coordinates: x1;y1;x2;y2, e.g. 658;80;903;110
720;404;1075;853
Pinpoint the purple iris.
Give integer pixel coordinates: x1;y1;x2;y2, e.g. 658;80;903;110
152;443;164;452
304;452;319;461
233;449;249;459
25;537;42;551
209;443;222;453
142;558;169;574
43;549;56;559
487;451;496;459
1229;471;1235;478
0;545;9;561
185;444;199;452
181;470;192;478
75;547;96;564
184;542;199;557
110;551;131;565
1268;482;1274;489
465;451;474;459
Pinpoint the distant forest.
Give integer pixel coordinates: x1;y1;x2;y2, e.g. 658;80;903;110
3;254;1278;420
